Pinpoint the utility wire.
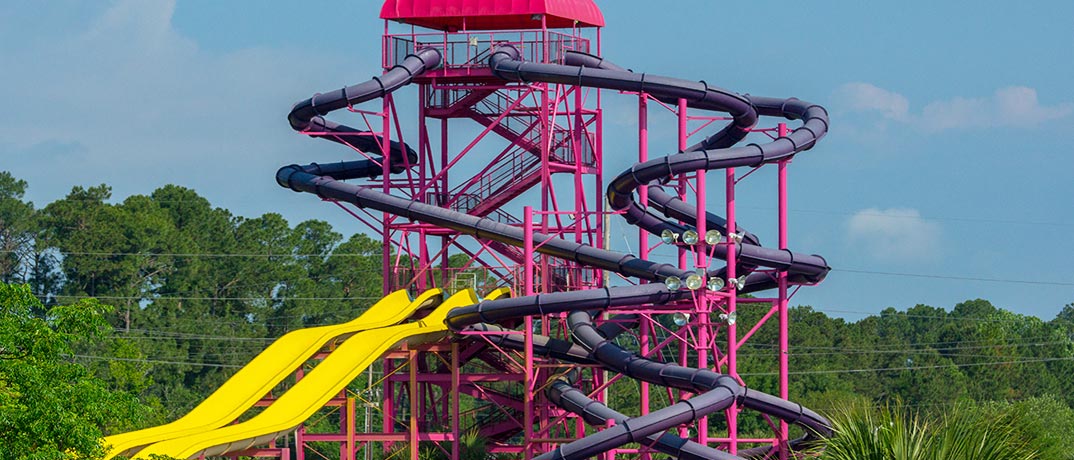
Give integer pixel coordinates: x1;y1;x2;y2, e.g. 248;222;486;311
740;340;1074;356
741;336;1071;351
744;206;1074;228
32;269;384;302
12;253;1074;288
1;249;374;258
32;194;1073;227
46;293;384;301
70;354;244;369
640;252;1074;288
834;268;1074;287
740;356;1074;377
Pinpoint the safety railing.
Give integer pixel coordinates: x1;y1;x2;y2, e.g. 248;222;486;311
383;30;590;69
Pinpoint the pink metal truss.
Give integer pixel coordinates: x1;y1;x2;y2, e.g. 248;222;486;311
270;12;802;460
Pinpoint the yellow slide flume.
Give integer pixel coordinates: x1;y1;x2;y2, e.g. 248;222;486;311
135;287;507;459
104;288;443;459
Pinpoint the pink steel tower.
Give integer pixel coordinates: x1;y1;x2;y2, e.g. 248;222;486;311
283;2;810;459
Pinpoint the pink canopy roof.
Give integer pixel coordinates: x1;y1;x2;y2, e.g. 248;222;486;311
380;0;604;31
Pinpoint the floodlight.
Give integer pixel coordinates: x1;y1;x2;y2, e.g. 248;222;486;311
707;277;725;291
660;229;679;245
685;273;704;290
682;230;699;245
672;312;690;327
704;230;723;245
665;276;682;291
728;275;747;290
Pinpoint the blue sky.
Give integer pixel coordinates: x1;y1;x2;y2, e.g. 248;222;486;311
2;1;1072;320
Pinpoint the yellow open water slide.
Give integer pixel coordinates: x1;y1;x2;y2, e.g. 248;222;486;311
132;287;508;459
103;288;444;459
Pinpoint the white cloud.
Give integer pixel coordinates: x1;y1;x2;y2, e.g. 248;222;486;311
846;208;941;263
831;83;1071;132
920;86;1072;131
832;83;910;121
0;1;372;219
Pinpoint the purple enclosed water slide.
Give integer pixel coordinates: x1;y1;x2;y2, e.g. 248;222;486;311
278;39;832;458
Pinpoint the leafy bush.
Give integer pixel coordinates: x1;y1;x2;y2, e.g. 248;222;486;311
0;284;148;460
820;399;1038;460
973;395;1074;460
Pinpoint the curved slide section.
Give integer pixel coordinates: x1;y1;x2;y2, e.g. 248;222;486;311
133;288;509;459
103;288;441;459
277;45;832;459
475;318;743;460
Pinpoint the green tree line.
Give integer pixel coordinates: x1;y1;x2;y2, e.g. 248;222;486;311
1;171;387;425
3;169;1074;458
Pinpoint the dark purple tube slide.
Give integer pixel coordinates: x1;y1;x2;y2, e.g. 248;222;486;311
278;45;832;459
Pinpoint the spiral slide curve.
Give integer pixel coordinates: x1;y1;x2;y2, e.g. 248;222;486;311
276;45;832;459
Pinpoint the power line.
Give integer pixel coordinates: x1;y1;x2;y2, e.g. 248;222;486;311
117;330;276;342
33;269;382;302
27;193;1073;228
11;251;1074;288
834;268;1074;287
742;335;1070;351
47;293;384;301
70;354;243;369
743;339;1072;354
749;206;1074;228
749;345;1073;359
1;249;375;258
807;306;1027;323
740;356;1074;377
640;253;1074;288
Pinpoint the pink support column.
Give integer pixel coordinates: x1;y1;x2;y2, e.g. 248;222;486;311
418;229;428;291
639;94;649;253
594;27;605;288
777;122;790;459
677;98;688;270
539;82;552;294
440;118;449;289
383;358;395;446
638;93;651;431
296;367;307;460
417;85;429;292
695;132;709;448
340;395;348;460
451;342;460;460
726;163;738;455
523;206;535;460
382;95;393;294
345;396;356;460
409;349;419;460
676;99;690;443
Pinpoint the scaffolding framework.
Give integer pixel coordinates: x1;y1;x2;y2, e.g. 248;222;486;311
265;12;810;460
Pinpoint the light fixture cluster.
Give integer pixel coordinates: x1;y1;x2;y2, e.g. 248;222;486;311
660;229;726;246
664;272;747;292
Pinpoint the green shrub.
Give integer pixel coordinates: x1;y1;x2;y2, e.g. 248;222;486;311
820;399;1039;460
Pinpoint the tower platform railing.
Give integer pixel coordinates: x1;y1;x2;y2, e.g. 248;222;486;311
383;29;590;69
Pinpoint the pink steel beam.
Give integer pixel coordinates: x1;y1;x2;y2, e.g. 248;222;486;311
726;156;739;455
637;93;652;437
523;205;535;460
777;121;790;459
